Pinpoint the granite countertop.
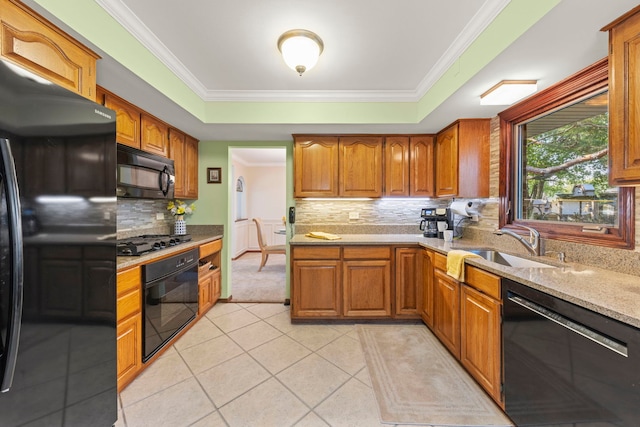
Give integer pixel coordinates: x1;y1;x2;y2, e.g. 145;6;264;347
117;234;223;270
290;233;640;329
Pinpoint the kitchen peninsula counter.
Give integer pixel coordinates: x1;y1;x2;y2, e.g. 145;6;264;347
290;233;640;328
117;234;223;270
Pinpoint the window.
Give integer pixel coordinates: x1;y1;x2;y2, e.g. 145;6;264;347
499;58;635;249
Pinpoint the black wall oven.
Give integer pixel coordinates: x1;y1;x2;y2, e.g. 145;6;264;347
503;279;640;426
142;248;199;362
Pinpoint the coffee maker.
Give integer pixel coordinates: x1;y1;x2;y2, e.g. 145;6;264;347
435;208;453;239
419;208;439;237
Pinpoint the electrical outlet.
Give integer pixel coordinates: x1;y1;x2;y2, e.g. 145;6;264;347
103;211;110;220
349;211;359;220
156;212;164;220
471;214;479;222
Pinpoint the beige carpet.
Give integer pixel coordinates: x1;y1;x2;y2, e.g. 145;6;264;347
358;325;513;426
231;252;286;302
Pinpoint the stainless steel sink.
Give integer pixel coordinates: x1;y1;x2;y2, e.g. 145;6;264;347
467;249;556;268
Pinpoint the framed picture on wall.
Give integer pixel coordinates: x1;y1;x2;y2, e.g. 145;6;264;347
207;167;222;184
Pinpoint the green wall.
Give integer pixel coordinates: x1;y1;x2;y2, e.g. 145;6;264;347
193;141;294;299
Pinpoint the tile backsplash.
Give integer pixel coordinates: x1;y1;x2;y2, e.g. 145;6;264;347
117;199;172;237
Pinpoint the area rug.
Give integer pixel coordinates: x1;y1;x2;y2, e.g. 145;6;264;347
357;325;513;426
231;252;286;302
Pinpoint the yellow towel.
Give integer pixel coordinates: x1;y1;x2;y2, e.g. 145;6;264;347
305;231;342;240
446;250;481;281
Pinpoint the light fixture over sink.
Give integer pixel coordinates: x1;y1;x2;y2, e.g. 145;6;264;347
277;29;324;76
480;80;537;105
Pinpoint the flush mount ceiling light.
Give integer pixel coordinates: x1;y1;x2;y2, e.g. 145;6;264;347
277;29;324;76
480;80;537;105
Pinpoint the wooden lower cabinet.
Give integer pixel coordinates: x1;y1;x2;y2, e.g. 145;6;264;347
116;267;142;392
292;259;341;317
395;247;422;318
432;268;461;358
343;259;391;317
198;239;223;317
420;249;434;327
460;284;502;404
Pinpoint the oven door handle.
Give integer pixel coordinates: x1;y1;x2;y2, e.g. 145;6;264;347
507;293;628;357
144;260;198;289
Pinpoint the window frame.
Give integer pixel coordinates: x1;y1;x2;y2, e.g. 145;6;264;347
498;58;635;249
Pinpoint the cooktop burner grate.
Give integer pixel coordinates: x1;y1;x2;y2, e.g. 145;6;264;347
117;234;192;256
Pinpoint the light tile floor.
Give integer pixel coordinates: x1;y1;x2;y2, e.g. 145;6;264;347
115;302;425;427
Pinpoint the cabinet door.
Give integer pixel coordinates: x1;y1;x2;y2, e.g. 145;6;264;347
410;135;435;196
294;137;340;197
211;268;221;302
435;124;458;197
433;268;460;358
457;119;490;198
169;128;187;197
395;247;421;318
0;0;98;99
343;259;391;317
608;10;640;185
184;135;199;198
461;284;502;404
340;136;383;197
420;250;434;328
141;114;169;157
198;273;213;316
292;260;341;318
104;93;141;149
117;314;142;391
384;136;410;196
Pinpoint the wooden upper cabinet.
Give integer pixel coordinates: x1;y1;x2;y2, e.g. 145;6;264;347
435;124;458;197
410;135;435;197
435;119;489;198
169;129;199;199
385;136;410;196
141;114;169;157
0;0;99;100
339;136;383;197
603;6;640;185
294;136;340;197
103;91;142;149
184;135;199;198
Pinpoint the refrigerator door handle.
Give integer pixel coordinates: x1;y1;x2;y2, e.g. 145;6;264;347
0;138;24;393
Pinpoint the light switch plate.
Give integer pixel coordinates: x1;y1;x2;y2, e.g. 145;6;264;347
156;212;164;220
349;212;359;220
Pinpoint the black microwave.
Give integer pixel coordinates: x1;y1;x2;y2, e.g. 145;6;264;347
117;145;175;199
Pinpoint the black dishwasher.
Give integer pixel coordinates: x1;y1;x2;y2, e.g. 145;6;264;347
502;279;640;426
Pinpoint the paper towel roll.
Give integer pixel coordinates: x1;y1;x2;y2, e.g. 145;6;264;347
449;200;471;217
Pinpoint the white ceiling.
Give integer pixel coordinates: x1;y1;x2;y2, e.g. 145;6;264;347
24;0;639;147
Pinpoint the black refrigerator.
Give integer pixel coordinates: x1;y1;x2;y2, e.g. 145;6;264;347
0;59;117;426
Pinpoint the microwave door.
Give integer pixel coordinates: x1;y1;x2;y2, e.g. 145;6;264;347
0;138;24;393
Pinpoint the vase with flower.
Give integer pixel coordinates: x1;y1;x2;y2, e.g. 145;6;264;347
167;200;195;235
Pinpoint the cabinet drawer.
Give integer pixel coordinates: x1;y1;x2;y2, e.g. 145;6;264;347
343;246;391;259
464;266;501;300
117;267;141;296
434;252;448;271
293;246;341;260
117;288;141;321
200;239;222;258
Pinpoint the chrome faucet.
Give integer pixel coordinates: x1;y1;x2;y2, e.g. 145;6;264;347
494;225;541;256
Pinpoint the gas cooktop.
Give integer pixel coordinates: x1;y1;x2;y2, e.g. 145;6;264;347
116;234;192;256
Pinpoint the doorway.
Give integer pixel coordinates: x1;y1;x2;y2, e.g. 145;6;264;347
228;147;287;302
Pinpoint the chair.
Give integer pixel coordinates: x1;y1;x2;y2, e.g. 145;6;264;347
253;218;286;272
